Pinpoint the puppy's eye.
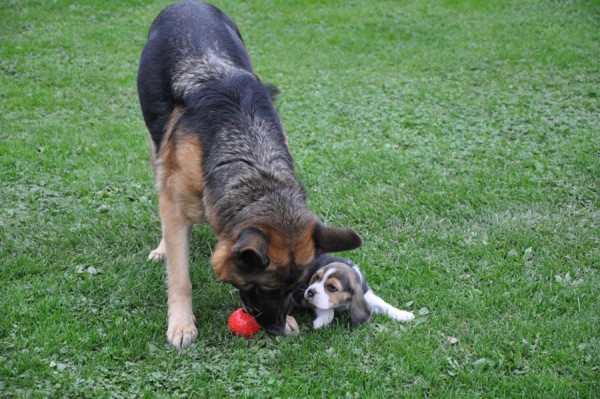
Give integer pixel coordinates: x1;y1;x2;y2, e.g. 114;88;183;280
326;284;337;293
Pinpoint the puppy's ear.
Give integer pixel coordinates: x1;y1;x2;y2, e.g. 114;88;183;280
313;222;362;254
350;285;371;326
232;227;270;270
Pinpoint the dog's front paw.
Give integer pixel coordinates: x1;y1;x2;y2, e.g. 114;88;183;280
167;316;198;349
284;315;299;335
148;239;166;261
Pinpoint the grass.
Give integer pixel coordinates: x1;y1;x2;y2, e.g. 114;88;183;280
1;0;598;397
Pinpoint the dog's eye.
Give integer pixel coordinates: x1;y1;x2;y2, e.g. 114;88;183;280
326;284;337;293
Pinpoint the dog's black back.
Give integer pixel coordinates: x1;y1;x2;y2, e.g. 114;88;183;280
138;1;297;234
138;1;253;149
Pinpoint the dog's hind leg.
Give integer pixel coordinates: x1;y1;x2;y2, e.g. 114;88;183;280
364;291;415;322
147;136;168;262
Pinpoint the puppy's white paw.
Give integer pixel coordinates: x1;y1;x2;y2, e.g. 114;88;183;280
284;315;300;336
389;309;415;322
312;309;334;329
148;239;166;261
313;318;327;329
167;316;198;349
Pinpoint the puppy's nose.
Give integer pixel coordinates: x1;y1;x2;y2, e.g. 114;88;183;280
306;288;316;298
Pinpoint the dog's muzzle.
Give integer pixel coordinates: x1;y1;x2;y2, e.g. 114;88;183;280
239;288;293;336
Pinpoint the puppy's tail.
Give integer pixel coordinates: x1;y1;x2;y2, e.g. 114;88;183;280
364;291;415;322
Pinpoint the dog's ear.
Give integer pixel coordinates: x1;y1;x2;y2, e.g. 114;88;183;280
313;222;362;254
350;285;372;325
264;83;280;102
232;228;270;270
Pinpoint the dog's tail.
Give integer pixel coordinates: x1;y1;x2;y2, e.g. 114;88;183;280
364;291;415;322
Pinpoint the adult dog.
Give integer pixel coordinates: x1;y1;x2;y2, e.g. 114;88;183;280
137;1;361;348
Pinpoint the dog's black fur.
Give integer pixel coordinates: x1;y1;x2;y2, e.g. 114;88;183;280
139;2;253;148
140;5;281;145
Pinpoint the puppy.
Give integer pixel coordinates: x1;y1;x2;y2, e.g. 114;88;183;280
137;2;361;348
295;256;414;329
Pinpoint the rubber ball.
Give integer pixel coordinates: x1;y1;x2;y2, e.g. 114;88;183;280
228;308;261;338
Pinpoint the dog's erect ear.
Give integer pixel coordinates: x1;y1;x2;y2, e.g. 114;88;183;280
313;222;362;254
232;228;270;270
350;285;372;326
264;83;280;102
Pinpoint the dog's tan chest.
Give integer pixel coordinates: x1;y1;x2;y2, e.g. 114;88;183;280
156;134;206;224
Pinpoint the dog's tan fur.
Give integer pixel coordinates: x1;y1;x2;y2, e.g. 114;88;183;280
148;108;209;347
211;220;317;289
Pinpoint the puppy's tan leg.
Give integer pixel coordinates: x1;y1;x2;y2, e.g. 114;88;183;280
160;194;198;349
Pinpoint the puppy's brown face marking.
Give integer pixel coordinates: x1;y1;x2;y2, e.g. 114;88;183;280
309;268;325;285
305;263;356;310
321;275;352;308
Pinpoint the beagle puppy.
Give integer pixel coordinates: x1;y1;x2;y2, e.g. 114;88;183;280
294;255;415;329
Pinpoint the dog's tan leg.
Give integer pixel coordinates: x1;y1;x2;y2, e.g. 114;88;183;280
160;194;198;349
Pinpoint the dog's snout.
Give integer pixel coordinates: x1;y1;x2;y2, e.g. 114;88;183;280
266;323;286;336
306;288;316;298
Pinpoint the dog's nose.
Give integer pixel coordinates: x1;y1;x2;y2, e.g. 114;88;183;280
266;323;286;336
306;288;316;298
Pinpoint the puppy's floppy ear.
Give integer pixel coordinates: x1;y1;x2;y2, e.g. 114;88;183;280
350;285;372;325
232;227;270;270
313;222;362;254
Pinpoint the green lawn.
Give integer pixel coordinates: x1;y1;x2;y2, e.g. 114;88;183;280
1;0;598;397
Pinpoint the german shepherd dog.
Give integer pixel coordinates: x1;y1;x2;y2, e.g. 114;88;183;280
137;1;362;348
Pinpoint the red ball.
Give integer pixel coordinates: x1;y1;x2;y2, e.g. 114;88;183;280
228;308;261;338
